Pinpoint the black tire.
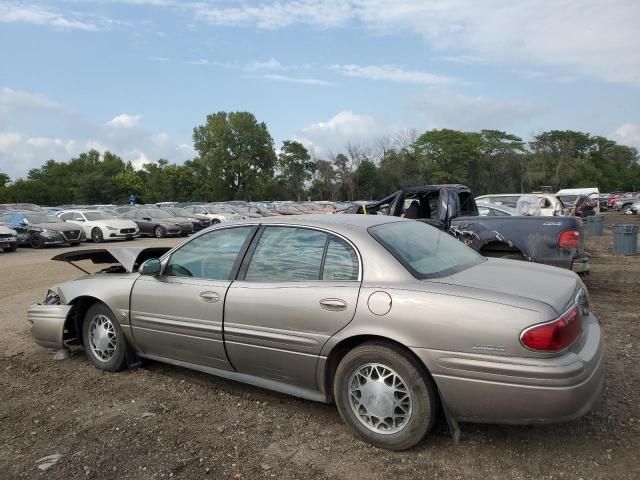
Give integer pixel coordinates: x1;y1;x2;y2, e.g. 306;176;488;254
29;234;44;249
154;225;165;238
4;244;17;252
212;218;221;225
91;227;104;243
624;205;633;215
82;303;128;372
334;343;439;451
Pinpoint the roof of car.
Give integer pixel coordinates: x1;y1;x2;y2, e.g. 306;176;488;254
228;213;407;231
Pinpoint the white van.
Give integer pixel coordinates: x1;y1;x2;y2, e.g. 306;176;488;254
556;188;600;214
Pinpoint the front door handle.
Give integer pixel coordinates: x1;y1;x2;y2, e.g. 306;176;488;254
319;298;347;311
199;291;220;303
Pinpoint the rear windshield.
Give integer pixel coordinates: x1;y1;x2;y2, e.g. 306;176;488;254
369;221;484;279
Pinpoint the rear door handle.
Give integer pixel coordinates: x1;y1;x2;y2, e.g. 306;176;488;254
319;298;347;311
199;291;220;303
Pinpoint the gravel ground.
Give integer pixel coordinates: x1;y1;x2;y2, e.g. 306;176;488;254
0;216;639;479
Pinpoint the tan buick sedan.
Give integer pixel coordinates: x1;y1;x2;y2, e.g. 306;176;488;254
28;215;604;450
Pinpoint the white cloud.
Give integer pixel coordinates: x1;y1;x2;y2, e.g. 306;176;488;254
256;74;332;86
0;87;63;112
150;56;170;62
106;113;142;128
294;111;391;156
612;123;640;148
0;3;101;31
245;58;283;71
186;59;209;65
145;0;640;86
0;88;194;178
331;64;455;85
414;88;543;131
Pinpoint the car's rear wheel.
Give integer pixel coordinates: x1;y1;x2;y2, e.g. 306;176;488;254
624;205;633;215
91;227;104;243
154;225;165;238
82;303;127;372
29;234;44;249
212;218;221;225
334;343;438;451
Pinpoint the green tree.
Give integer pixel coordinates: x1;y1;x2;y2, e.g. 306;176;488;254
415;129;481;185
192;111;277;200
276;140;315;201
355;159;380;200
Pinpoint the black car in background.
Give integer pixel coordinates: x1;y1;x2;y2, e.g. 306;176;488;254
159;207;211;231
0;211;85;248
119;208;193;238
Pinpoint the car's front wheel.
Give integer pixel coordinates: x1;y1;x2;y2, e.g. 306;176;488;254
91;227;104;243
82;303;127;372
29;234;44;249
624;205;634;215
154;225;165;238
334;343;439;451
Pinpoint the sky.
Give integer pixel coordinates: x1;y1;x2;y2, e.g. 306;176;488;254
0;0;639;179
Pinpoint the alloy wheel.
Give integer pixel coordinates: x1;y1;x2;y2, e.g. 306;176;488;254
348;363;412;434
88;314;117;362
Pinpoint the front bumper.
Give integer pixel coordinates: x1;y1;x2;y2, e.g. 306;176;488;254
27;304;72;348
107;231;139;240
0;236;17;248
412;312;604;424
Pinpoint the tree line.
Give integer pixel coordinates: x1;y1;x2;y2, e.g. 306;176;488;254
1;111;638;206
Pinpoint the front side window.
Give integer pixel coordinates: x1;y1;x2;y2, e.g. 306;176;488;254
369;221;484;279
165;226;253;280
245;227;327;281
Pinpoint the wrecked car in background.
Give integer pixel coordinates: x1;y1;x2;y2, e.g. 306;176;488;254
28;215;603;451
348;185;590;273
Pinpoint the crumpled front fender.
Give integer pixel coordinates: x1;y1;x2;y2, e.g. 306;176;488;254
27;304;72;348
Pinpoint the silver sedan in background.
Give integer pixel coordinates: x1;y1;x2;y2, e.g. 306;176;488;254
28;215;603;450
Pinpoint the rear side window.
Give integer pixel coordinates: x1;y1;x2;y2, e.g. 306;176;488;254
369;221;483;279
245;227;327;281
322;237;359;280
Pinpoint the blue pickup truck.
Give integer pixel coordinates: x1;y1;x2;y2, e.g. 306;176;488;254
349;185;590;273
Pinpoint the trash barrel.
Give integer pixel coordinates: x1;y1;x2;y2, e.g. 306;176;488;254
612;224;638;256
587;215;604;236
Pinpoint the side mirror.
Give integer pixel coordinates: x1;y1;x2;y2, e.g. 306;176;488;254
139;258;161;275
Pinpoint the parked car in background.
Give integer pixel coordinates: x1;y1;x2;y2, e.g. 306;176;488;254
612;195;640;214
219;203;262;218
119;209;193;238
0;211;85;248
0;224;18;252
0;203;47;213
28;215;603;451
160;207;211;231
183;204;241;223
557;188;600;214
58;210;139;243
475;193;563;216
476;201;518;216
629;200;640;215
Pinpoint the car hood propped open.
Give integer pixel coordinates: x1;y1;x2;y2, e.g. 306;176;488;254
51;247;171;274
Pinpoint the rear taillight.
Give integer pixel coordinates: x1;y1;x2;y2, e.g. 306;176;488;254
520;306;582;351
558;229;580;249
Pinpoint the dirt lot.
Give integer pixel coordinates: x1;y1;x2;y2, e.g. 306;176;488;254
1;216;639;480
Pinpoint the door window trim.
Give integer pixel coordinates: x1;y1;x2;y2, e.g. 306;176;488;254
237;224;363;282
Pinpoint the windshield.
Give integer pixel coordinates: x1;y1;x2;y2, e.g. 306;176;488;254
369;221;484;279
26;214;59;224
84;212;114;220
146;209;172;219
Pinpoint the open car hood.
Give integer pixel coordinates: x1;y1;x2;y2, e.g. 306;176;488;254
51;247;171;274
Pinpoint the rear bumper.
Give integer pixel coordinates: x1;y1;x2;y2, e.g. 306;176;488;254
27;304;72;348
412;312;604;424
571;256;590;273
